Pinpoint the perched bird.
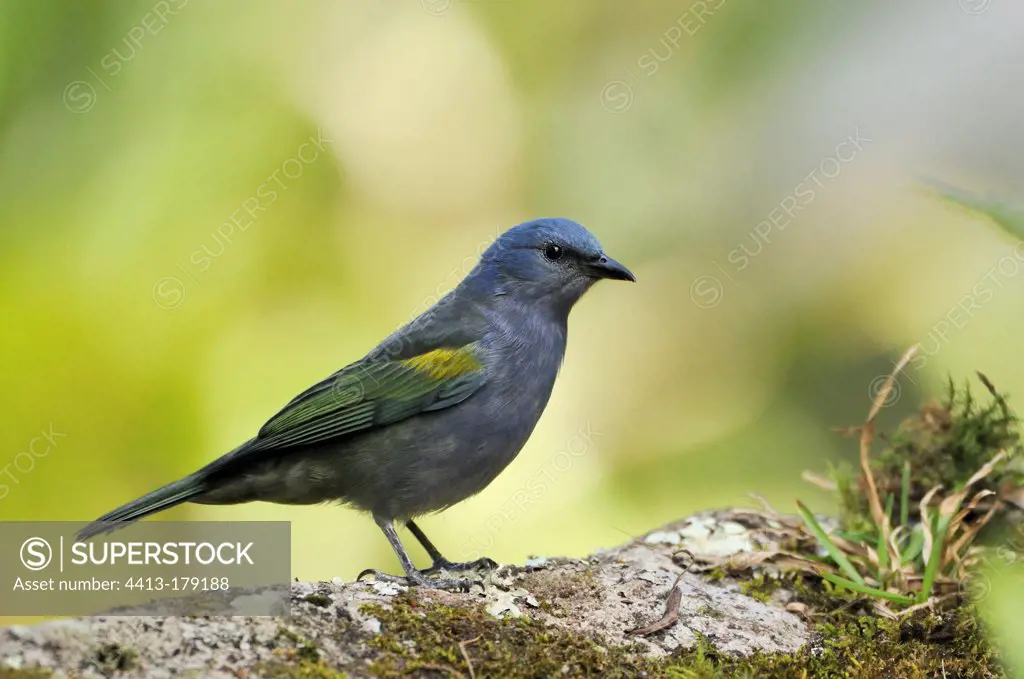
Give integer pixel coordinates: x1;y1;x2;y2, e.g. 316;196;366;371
79;218;635;589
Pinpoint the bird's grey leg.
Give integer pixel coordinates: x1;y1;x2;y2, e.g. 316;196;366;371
356;515;473;591
405;519;498;575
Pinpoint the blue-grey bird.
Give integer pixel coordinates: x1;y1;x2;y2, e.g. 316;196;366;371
79;218;635;589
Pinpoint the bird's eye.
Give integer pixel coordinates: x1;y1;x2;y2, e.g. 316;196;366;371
544;244;564;261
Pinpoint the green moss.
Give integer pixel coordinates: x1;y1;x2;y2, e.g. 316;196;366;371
662;635;723;679
258;660;350;679
695;605;724;619
276;627;304;645
304;593;333;608
258;627;341;678
884;380;1017;491
705;567;729;583
737;573;781;603
294;642;321;664
94;643;138;672
837;376;1021;534
347;573;1004;679
0;670;53;679
363;594;652;678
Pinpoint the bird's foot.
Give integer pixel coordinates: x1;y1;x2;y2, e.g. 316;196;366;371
356;568;475;592
421;556;499;577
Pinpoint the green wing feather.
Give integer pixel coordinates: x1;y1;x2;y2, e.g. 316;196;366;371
249;344;486;451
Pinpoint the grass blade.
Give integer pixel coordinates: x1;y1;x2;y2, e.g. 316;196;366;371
797;501;865;585
878;495;894;572
901;525;926;565
900;461;911;527
835;530;877;544
820;572;916;605
924;180;1024;241
919;511;951;603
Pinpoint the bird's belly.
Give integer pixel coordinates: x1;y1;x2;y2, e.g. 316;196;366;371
322;381;549;518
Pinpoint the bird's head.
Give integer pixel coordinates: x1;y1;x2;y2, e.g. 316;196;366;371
466;218;635;313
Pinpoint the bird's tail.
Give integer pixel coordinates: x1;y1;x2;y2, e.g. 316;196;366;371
77;474;206;541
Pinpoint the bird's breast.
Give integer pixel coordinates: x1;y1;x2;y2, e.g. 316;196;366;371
480;312;566;427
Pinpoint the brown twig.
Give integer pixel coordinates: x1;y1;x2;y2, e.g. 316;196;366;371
801;471;837;491
748;492;781;516
896;592;959;618
458;636;481;679
862;345;919;564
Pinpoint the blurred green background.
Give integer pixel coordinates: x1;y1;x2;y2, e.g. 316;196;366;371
2;0;1024;653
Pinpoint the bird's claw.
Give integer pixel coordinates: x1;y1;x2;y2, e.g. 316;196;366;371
421;556;499;577
356;567;384;582
357;568;476;592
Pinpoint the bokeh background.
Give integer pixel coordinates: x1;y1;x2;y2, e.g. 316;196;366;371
3;0;1024;653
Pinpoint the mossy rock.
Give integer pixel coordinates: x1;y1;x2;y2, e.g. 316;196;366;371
257;580;1004;679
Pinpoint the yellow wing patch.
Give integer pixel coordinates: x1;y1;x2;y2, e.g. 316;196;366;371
403;347;482;380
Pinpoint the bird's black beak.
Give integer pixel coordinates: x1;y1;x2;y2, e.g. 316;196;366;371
589;254;636;282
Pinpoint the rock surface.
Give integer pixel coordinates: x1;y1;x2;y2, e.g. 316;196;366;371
0;511;810;678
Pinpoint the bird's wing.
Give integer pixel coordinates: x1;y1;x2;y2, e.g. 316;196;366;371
247;343;486;451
